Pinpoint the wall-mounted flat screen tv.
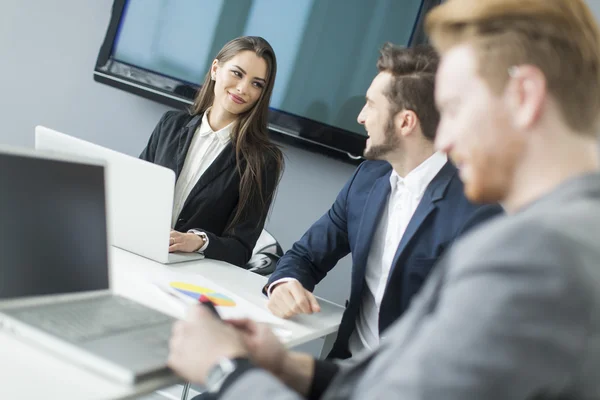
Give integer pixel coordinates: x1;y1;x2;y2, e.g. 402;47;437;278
95;0;435;161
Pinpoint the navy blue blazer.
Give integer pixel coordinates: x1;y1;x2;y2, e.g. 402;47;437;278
267;160;503;359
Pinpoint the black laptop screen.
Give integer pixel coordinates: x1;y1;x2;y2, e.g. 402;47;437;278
0;151;109;299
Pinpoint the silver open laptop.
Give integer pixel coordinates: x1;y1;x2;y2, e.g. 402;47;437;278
0;149;176;383
34;126;203;264
0;146;180;384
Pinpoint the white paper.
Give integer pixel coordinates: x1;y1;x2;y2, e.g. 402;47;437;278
149;270;286;327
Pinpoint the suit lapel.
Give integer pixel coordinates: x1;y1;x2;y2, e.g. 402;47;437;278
175;114;203;178
387;162;457;278
180;142;236;212
352;172;392;287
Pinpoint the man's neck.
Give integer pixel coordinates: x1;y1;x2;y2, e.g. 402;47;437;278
503;136;599;213
388;143;436;178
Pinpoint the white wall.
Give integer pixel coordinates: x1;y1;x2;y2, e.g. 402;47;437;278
0;0;356;354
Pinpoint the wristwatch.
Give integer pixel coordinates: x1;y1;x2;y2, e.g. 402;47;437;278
205;357;238;393
188;229;209;252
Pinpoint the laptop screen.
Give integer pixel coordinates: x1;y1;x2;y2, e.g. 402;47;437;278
0;151;109;299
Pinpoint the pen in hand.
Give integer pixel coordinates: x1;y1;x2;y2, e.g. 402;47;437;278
198;294;221;319
152;282;290;337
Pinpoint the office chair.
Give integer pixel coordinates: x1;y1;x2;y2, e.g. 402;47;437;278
245;229;284;277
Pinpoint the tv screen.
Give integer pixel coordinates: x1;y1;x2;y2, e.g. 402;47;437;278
95;0;427;160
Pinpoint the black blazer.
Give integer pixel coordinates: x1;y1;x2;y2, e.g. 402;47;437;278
267;160;503;359
140;110;279;267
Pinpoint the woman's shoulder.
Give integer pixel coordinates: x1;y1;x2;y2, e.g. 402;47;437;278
157;109;195;130
150;110;198;142
258;141;283;166
235;142;282;177
263;145;284;179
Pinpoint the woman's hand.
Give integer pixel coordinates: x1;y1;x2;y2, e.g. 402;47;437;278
169;230;204;253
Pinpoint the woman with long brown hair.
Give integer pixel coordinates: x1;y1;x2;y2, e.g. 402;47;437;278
140;36;284;267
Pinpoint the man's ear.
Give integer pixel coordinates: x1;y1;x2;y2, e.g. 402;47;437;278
506;64;546;130
394;109;418;137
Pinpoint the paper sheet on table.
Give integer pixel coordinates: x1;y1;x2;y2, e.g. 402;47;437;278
147;269;286;327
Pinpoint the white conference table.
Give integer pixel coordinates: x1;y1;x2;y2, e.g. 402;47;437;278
0;247;345;400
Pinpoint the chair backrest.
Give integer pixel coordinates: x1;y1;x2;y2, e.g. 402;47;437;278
246;230;283;276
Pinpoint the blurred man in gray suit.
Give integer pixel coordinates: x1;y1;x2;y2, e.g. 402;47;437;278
167;0;600;398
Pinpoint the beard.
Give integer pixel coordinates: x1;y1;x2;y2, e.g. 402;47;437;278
462;128;525;206
363;117;400;160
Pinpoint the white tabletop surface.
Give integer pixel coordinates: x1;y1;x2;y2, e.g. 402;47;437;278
0;247;344;400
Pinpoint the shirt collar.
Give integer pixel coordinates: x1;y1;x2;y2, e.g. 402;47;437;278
389;151;448;196
198;107;233;144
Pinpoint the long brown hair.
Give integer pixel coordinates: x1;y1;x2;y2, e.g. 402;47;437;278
191;36;284;230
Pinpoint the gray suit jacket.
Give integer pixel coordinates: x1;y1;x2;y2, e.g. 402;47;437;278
221;173;600;399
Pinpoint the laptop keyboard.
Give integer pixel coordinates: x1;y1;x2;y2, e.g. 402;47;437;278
8;295;174;343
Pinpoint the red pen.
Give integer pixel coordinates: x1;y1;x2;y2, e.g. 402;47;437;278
198;295;221;319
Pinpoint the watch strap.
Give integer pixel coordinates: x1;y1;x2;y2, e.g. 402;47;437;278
206;357;255;394
187;229;209;252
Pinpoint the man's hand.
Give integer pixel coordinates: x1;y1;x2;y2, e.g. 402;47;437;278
228;319;288;376
228;319;316;396
169;230;204;253
267;280;321;319
168;305;247;384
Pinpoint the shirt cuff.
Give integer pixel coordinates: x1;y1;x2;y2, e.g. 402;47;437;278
266;277;300;298
187;229;209;252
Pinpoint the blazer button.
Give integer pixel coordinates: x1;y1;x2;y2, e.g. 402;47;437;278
177;218;186;225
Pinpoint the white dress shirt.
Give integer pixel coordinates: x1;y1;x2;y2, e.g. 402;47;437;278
171;108;233;245
345;152;447;355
